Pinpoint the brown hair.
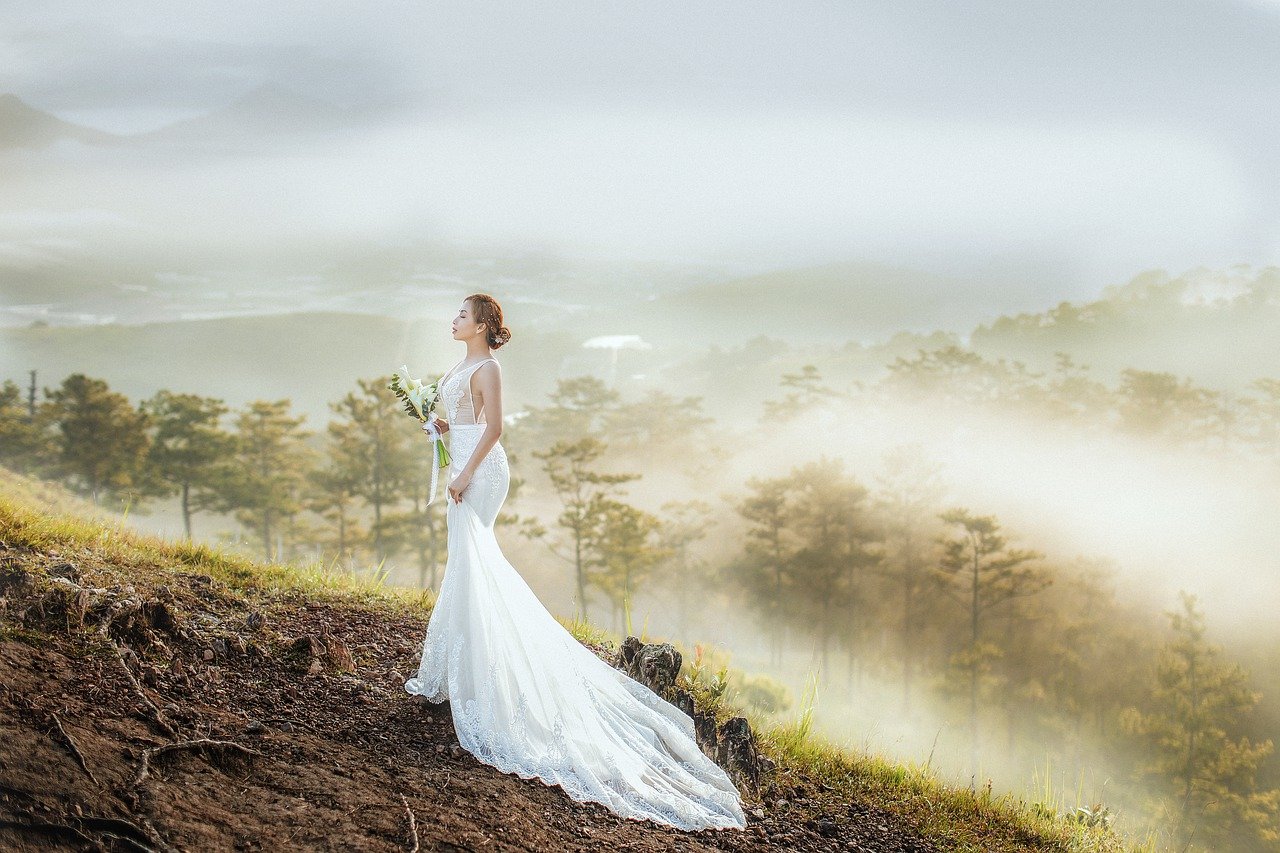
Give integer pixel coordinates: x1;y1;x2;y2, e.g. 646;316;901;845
465;293;512;349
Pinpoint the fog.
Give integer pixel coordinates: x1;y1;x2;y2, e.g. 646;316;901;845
4;1;1280;846
5;0;1280;296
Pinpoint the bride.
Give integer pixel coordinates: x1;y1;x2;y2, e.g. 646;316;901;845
403;293;748;832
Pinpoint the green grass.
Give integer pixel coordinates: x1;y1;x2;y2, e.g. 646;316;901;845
0;466;1143;852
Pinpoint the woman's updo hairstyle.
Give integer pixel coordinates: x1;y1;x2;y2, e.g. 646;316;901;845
466;293;512;350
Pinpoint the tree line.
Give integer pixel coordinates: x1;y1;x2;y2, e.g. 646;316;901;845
3;349;1279;849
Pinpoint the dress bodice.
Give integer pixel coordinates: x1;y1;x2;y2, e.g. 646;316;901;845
439;357;497;425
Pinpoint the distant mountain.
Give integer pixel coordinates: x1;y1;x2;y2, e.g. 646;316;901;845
137;82;355;148
969;266;1280;391
0;93;127;150
635;260;1014;346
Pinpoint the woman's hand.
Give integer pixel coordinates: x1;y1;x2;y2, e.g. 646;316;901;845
423;416;449;435
447;469;472;504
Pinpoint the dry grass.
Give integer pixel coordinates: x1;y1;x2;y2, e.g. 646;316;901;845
0;466;1144;852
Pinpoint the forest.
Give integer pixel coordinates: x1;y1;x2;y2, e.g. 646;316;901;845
3;297;1279;850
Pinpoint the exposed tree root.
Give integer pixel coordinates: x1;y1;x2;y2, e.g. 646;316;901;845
0;817;98;848
103;632;178;738
132;738;265;788
0;811;173;853
49;710;100;786
400;794;420;853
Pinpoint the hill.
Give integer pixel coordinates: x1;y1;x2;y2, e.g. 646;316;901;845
135;83;358;152
634;260;1026;347
0;467;1133;851
970;265;1280;392
0;94;127;150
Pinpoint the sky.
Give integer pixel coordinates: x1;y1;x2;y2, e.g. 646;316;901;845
3;0;1280;293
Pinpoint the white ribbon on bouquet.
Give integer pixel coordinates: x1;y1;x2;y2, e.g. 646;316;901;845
421;417;447;507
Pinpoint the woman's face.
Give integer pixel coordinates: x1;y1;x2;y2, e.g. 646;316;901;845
451;300;485;341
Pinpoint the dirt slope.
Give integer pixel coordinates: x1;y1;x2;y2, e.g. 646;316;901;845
0;541;936;853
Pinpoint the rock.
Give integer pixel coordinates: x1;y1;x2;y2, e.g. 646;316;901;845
247;611;266;631
307;658;323;676
48;561;80;582
750;808;766;820
213;638;230;660
669;686;719;759
202;648;215;662
817;819;839;837
291;634;327;659
618;637;682;697
245;720;267;735
325;637;356;674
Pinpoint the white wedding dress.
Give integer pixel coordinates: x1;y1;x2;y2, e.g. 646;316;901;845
404;356;747;832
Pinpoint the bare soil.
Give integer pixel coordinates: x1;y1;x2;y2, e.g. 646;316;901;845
0;548;939;852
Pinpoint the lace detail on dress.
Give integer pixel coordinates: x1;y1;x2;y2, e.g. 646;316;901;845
405;354;746;832
439;358;496;426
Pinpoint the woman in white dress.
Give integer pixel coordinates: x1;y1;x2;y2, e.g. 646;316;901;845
404;294;747;832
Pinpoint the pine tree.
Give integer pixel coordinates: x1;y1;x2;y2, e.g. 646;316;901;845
43;373;152;506
531;436;638;620
378;438;449;590
654;499;715;639
935;507;1050;774
520;376;620;450
786;457;880;683
582;495;670;632
140;389;237;539
730;475;796;665
305;457;368;570
728;459;879;680
0;379;52;474
326;377;414;563
762;363;849;421
214;400;315;561
1124;592;1280;849
871;442;947;713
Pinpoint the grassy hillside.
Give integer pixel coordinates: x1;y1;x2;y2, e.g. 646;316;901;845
0;467;1138;851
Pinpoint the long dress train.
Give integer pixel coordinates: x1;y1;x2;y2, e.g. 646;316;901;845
404;356;747;832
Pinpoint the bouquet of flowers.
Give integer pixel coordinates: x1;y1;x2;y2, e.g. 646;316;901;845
388;365;451;505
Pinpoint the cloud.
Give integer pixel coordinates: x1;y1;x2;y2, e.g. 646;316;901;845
1;0;1278;281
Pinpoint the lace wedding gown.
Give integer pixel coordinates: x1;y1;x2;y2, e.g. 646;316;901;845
404;357;747;832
